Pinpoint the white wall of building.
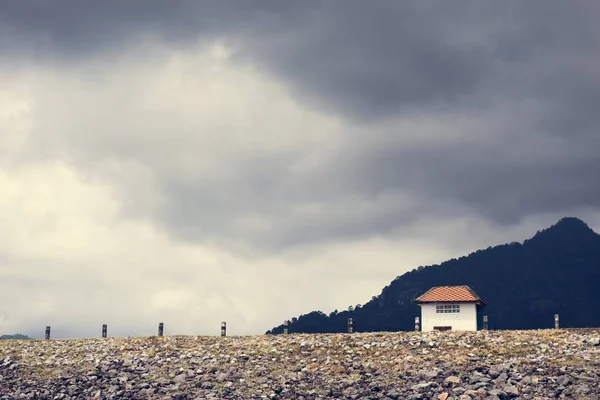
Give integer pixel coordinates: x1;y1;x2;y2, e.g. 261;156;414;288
420;303;478;332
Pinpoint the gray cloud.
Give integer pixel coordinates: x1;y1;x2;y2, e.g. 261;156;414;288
0;1;306;61
3;0;598;247
1;0;600;337
6;1;598;114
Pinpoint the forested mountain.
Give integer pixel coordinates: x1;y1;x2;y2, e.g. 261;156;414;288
267;217;600;334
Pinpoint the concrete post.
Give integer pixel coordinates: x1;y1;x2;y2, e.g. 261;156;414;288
554;314;559;329
102;324;107;338
415;317;420;331
283;320;289;335
158;322;164;337
45;326;51;340
483;315;488;330
221;321;227;337
347;318;353;333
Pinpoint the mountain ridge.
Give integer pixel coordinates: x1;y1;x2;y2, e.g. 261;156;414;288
0;334;33;340
267;217;600;334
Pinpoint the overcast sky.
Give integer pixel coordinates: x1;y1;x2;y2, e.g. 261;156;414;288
1;1;599;339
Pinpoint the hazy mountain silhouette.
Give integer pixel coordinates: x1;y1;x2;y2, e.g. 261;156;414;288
0;334;33;340
267;217;600;334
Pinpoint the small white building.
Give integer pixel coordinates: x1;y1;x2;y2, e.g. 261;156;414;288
415;285;486;332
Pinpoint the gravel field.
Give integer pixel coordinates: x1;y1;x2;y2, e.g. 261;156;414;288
1;329;599;399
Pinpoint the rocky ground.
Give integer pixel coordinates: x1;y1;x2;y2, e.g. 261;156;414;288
1;329;599;400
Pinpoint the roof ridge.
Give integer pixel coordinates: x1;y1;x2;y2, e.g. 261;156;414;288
463;285;480;299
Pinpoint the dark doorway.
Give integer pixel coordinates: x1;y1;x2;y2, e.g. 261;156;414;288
434;326;452;331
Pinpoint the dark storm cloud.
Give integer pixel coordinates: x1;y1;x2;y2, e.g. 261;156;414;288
240;1;600;122
3;1;599;118
238;0;600;230
0;1;307;59
3;1;497;119
343;133;600;225
3;0;600;247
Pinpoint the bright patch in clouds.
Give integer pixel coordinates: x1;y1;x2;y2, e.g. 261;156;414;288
0;42;446;338
0;158;462;338
1;2;600;338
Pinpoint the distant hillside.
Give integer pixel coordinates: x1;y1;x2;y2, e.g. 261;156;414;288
267;217;600;334
0;334;33;340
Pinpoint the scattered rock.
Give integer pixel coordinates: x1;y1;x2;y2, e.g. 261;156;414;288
216;372;228;382
0;330;598;399
445;376;461;385
556;376;571;386
412;382;433;392
488;388;505;397
503;384;519;397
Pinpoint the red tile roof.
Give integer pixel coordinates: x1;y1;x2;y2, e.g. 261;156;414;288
415;285;486;305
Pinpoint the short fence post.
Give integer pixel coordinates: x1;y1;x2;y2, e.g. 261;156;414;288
554;314;559;329
347;318;353;333
483;315;488;330
221;321;227;337
158;322;164;337
102;324;107;338
283;320;289;335
45;326;51;340
415;317;420;331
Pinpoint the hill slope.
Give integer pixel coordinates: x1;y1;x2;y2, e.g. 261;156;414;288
267;217;600;334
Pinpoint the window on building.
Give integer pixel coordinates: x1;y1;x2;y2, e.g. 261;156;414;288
436;304;460;313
